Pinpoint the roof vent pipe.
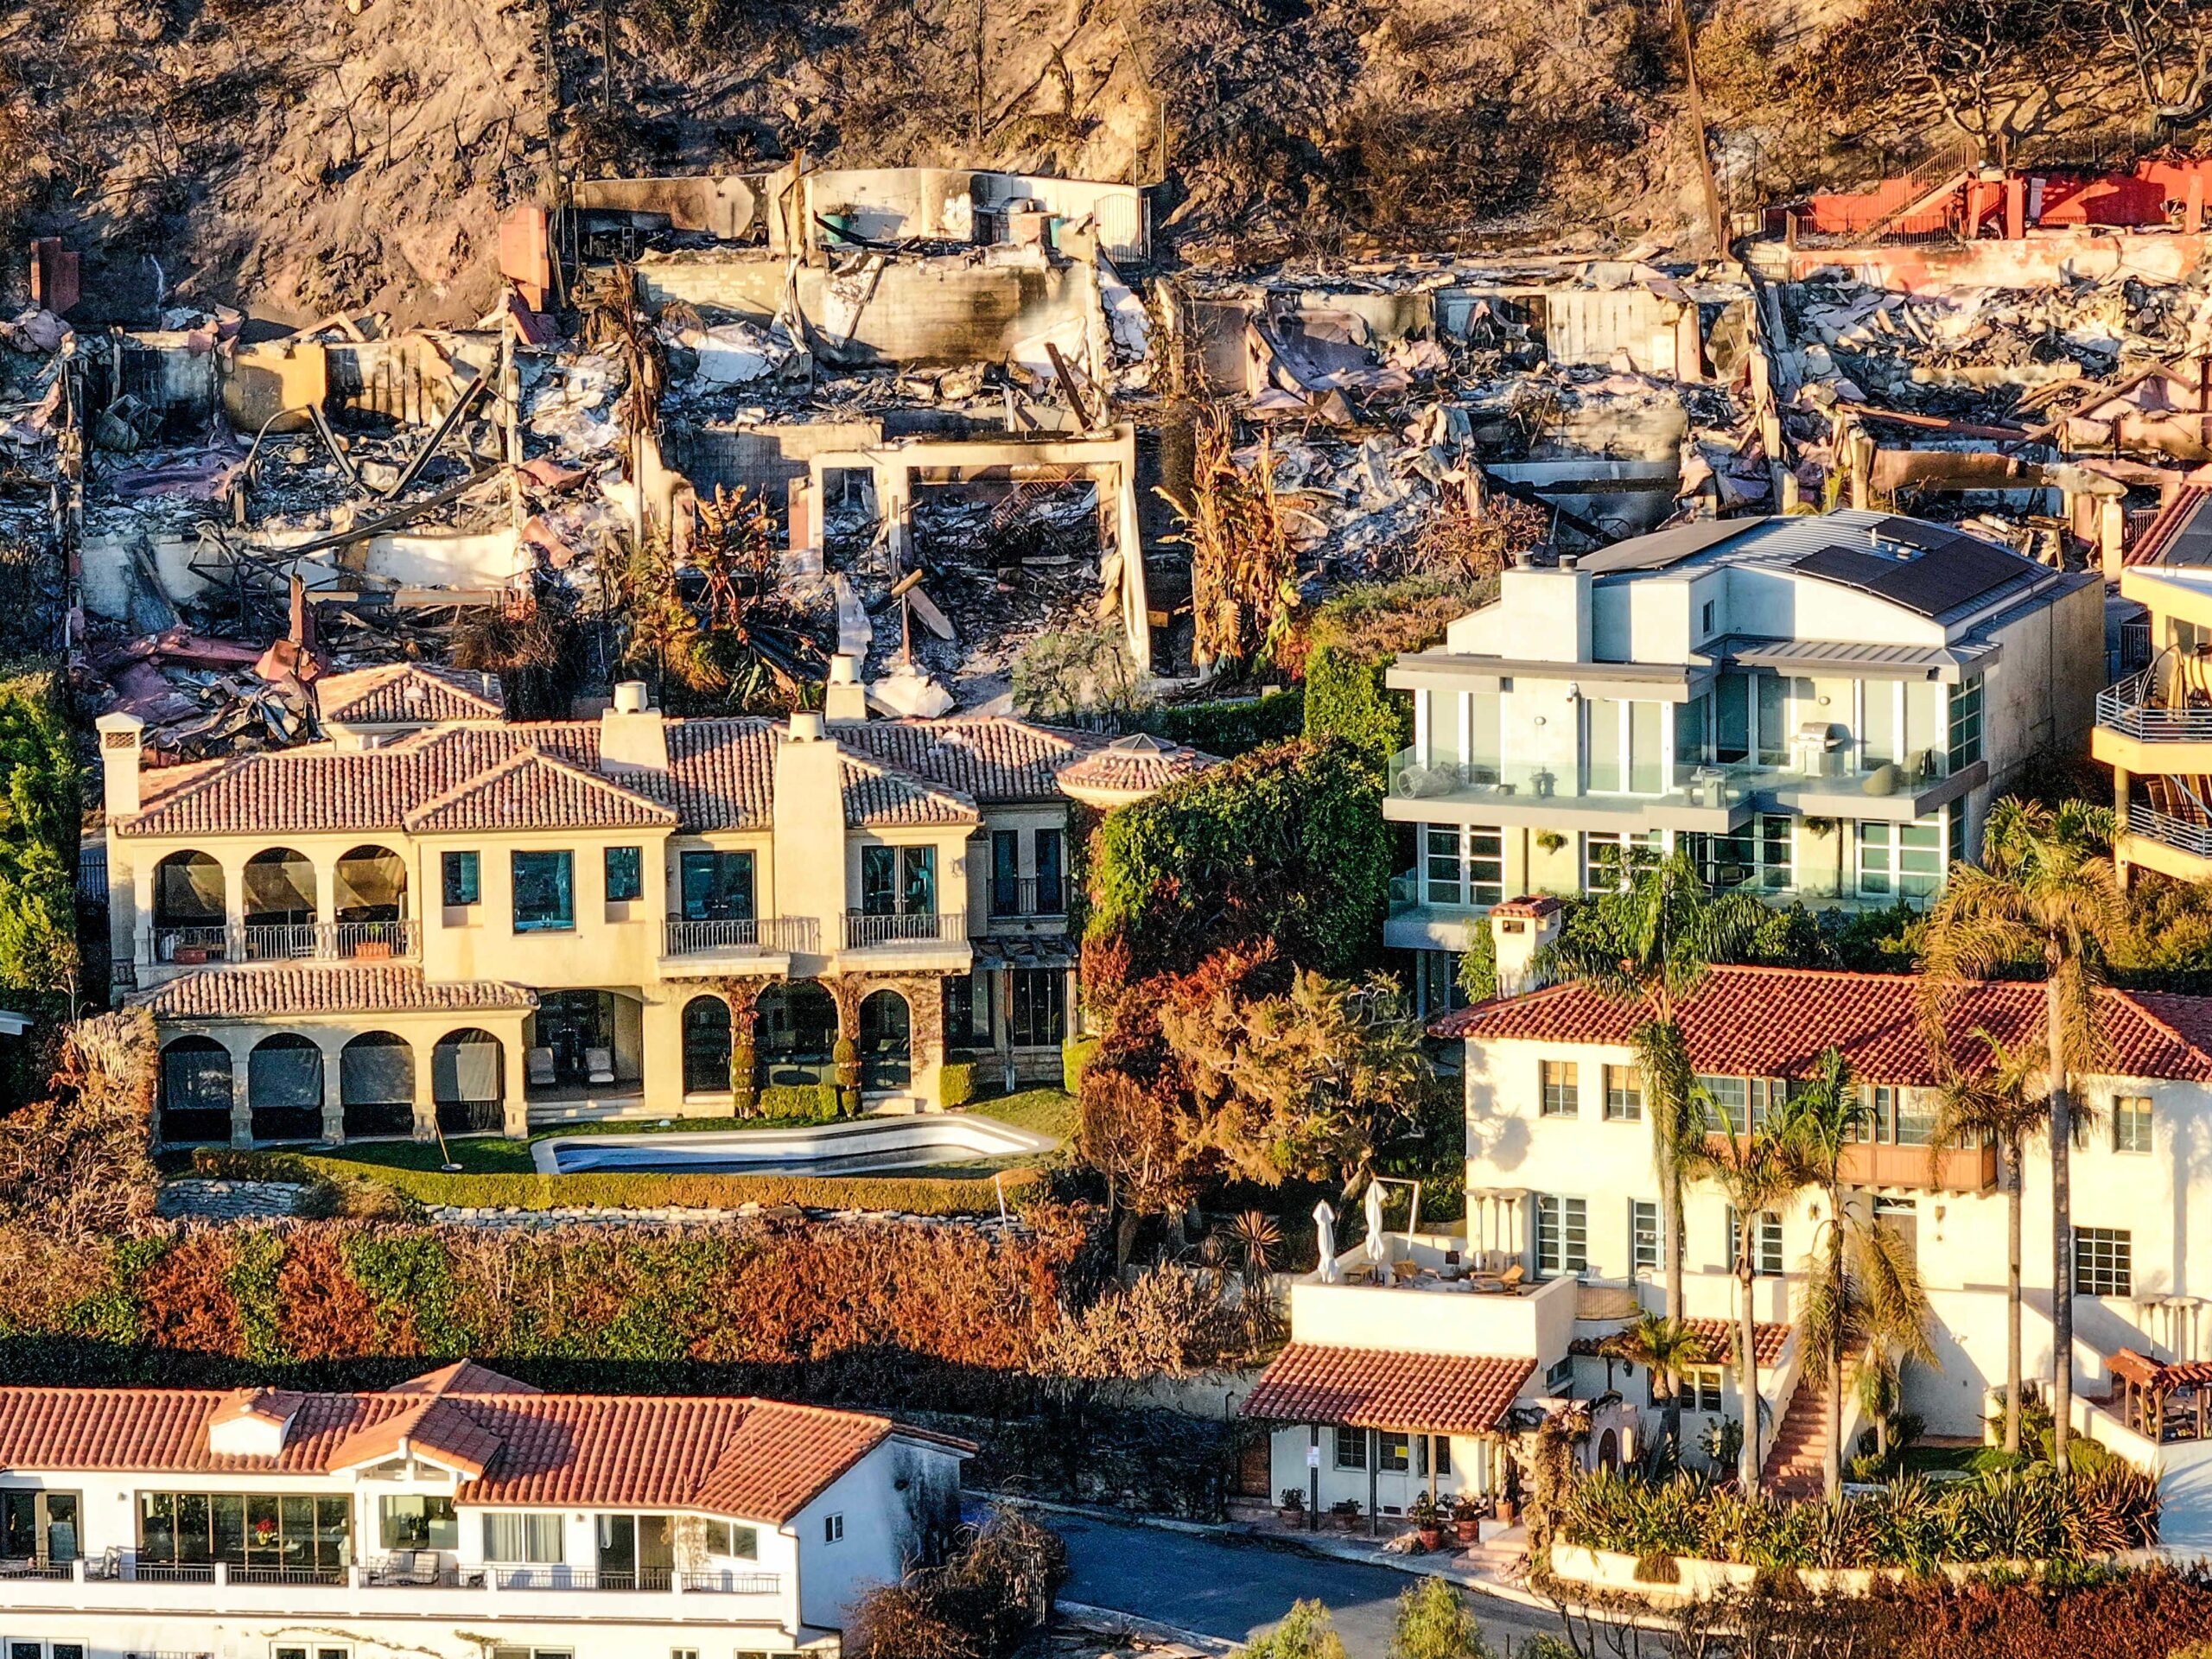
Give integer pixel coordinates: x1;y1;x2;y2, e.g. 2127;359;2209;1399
789;710;826;741
613;681;649;714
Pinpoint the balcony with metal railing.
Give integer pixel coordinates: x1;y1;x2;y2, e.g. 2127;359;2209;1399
151;920;419;967
988;875;1068;924
2095;667;2212;744
660;915;819;959
841;910;970;950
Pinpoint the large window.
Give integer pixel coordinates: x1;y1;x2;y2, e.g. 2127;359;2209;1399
944;974;995;1052
1334;1427;1366;1470
604;846;643;903
1684;816;1793;893
1859;820;1942;899
2115;1096;2153;1154
704;1520;760;1559
991;831;1020;915
481;1512;564;1564
0;1491;78;1562
1726;1207;1784;1277
2075;1228;2133;1297
1377;1432;1411;1472
1425;824;1503;909
1540;1060;1578;1117
1948;674;1984;770
1036;829;1065;912
511;851;575;931
861;846;935;914
1586;700;1665;794
1630;1199;1661;1274
1603;1065;1643;1122
679;850;755;921
1582;830;1659;893
1535;1195;1587;1275
140;1493;352;1574
379;1494;459;1552
442;850;480;907
1010;969;1066;1048
1683;1367;1725;1412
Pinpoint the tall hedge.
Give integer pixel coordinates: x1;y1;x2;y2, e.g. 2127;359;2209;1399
1298;575;1491;773
1085;738;1390;981
1129;690;1306;758
0;665;79;995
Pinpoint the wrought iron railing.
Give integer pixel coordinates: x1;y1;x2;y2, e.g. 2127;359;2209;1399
842;910;967;949
157;921;419;966
662;915;818;956
989;876;1067;918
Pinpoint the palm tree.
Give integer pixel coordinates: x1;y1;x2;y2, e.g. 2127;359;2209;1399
1918;797;2124;1471
1600;1310;1707;1457
1688;1078;1813;1490
1548;848;1764;1325
1927;1033;2049;1456
1801;1202;1938;1473
1770;1046;1866;1497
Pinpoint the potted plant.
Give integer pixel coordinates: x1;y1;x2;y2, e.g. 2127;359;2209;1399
1277;1488;1306;1527
1329;1498;1361;1533
1452;1493;1484;1544
1410;1493;1444;1551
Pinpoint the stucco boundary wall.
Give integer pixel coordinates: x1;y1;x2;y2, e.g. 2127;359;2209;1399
1548;1543;2170;1605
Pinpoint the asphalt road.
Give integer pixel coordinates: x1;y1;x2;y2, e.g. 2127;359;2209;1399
1049;1513;1568;1657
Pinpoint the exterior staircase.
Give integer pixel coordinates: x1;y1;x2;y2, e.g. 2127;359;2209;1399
1764;1379;1837;1499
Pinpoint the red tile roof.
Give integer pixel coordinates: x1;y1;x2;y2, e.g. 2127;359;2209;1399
1432;964;2212;1085
404;748;677;833
1240;1344;1535;1435
318;664;505;724
0;1368;972;1524
1570;1317;1791;1368
133;963;536;1020
1055;733;1223;803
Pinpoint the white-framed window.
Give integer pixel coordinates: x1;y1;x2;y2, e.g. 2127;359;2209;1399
1726;1206;1784;1276
704;1519;760;1559
1603;1064;1643;1122
1858;819;1942;899
673;1649;702;1659
1948;674;1984;769
2075;1228;2133;1297
1582;830;1661;892
1684;1366;1725;1412
1423;824;1503;909
275;1648;348;1659
1417;1435;1452;1478
482;1511;564;1564
1630;1199;1662;1274
823;1512;845;1544
2115;1096;2153;1154
492;1649;572;1659
1536;1195;1588;1276
1540;1059;1579;1117
1378;1431;1411;1472
1335;1427;1367;1470
1700;599;1717;639
1586;699;1667;795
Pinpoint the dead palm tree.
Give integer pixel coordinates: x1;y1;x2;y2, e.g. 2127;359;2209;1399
1549;848;1764;1325
1927;1032;2049;1456
1600;1310;1707;1458
1688;1078;1813;1490
1770;1046;1866;1497
1918;797;2123;1471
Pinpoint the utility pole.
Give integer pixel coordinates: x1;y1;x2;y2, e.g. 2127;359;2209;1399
1674;0;1730;260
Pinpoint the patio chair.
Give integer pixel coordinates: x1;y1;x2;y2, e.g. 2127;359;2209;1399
585;1046;616;1085
1390;1261;1423;1284
526;1046;557;1088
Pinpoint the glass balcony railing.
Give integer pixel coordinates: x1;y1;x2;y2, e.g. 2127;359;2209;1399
1387;743;1955;810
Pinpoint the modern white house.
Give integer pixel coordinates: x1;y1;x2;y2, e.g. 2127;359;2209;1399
0;1362;970;1659
1382;511;2104;1013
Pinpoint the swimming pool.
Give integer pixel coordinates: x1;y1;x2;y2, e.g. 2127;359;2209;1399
534;1113;1060;1176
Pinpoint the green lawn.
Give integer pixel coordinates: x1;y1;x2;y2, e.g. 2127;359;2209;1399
967;1088;1078;1141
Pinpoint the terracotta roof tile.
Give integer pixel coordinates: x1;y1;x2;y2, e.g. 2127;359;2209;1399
1240;1344;1535;1435
390;1362;543;1397
1433;965;2212;1085
318;664;505;724
840;753;978;827
834;718;1103;803
1569;1317;1790;1367
0;1375;969;1525
404;748;677;833
665;719;778;830
133;963;536;1020
1055;732;1222;803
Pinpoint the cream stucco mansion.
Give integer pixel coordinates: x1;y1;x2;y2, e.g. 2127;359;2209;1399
97;658;1205;1147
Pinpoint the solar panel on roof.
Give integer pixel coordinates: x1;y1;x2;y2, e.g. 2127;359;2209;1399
1793;543;1896;587
1866;515;1965;554
1792;532;2030;620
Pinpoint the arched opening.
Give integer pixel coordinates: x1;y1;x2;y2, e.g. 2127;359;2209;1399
334;844;409;957
432;1028;505;1135
1597;1428;1619;1474
682;996;733;1096
340;1032;415;1139
153;851;227;963
247;1033;325;1142
756;982;837;1089
859;989;912;1091
242;848;317;959
158;1037;232;1144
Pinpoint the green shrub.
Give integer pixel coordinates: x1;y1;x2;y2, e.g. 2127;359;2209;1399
1132;690;1306;757
1299;575;1484;775
1633;1549;1680;1583
1061;1034;1099;1096
189;1148;1047;1217
757;1083;840;1122
939;1061;976;1109
0;664;81;996
1387;1576;1491;1659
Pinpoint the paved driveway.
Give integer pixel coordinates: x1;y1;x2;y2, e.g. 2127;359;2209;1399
1048;1513;1566;1657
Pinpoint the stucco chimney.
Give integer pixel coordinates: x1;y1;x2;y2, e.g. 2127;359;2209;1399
775;709;844;938
600;679;668;776
823;654;868;722
96;712;143;817
1490;895;1563;998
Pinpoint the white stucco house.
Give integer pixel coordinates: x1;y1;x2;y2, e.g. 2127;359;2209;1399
0;1362;970;1659
1383;511;2104;1014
